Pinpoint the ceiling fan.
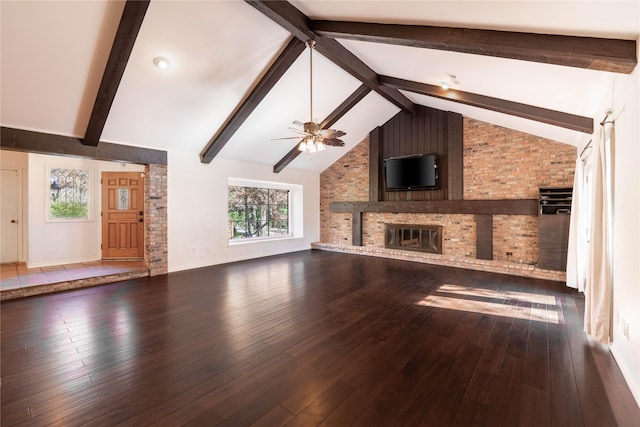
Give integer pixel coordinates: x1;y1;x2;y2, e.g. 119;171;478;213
274;40;346;153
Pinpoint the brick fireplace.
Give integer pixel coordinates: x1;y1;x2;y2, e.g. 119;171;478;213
319;114;575;282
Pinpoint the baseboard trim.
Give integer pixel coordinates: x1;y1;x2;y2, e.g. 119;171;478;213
610;344;640;408
312;242;566;282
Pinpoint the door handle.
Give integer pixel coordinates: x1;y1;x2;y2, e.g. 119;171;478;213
139;211;144;216
139;218;144;222
10;219;17;224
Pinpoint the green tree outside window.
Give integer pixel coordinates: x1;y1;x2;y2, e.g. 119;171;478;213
228;186;289;239
49;168;89;219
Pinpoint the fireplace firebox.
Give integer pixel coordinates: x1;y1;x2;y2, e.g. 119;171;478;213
385;224;443;254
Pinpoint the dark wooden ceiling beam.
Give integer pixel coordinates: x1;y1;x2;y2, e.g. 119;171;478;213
244;0;415;113
2;127;167;165
273;145;307;175
312;20;637;74
273;84;372;173
379;75;593;134
320;84;372;129
200;38;305;163
83;1;150;146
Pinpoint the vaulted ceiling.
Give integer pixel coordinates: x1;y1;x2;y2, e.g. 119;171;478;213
1;1;638;173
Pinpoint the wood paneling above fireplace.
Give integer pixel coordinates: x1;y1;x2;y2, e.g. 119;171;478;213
369;106;463;202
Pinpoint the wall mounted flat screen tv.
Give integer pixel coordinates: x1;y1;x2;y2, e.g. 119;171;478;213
384;153;439;191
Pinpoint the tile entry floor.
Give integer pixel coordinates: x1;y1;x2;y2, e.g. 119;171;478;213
0;260;148;292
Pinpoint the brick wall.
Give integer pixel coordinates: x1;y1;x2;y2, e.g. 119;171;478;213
145;164;168;276
320;138;369;242
318;117;576;278
464;118;576;199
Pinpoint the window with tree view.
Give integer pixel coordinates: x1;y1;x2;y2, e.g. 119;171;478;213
49;168;90;220
228;185;289;240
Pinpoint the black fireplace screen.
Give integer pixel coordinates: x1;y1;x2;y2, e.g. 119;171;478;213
385;224;443;254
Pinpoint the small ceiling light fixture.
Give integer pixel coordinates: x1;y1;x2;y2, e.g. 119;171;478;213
153;56;170;70
441;73;461;90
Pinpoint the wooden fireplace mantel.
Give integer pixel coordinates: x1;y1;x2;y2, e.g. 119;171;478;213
330;199;537;215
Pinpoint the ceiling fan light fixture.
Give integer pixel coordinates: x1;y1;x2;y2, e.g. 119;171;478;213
307;139;317;153
297;136;326;153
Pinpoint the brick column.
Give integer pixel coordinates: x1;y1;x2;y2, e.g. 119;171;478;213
145;164;168;276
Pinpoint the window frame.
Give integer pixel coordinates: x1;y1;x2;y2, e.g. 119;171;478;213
45;165;94;223
228;178;302;245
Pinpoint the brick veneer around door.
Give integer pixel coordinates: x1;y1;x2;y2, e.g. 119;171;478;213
145;164;168;276
319;117;576;273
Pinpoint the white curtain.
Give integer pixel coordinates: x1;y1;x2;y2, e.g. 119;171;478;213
566;150;586;292
583;124;613;342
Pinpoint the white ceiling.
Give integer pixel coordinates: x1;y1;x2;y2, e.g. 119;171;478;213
1;1;639;173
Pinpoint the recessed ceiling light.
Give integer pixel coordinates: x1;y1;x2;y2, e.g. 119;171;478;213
153;56;170;70
440;74;461;90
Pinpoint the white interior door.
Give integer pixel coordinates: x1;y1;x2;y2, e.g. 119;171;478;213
1;169;20;263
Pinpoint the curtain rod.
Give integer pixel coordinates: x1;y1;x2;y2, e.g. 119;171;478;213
600;108;615;126
580;109;615;158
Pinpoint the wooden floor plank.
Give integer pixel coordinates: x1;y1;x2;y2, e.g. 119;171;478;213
518;384;551;427
485;354;526;426
250;405;294;427
550;368;584;427
1;250;638;426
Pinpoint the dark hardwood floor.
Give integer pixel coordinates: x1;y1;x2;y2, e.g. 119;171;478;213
2;250;639;426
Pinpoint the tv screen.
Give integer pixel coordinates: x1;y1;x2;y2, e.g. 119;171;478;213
384;154;439;191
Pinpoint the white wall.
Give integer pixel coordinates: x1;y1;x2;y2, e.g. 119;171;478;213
167;151;320;272
27;153;144;267
0;150;29;262
8;148;319;271
608;60;640;405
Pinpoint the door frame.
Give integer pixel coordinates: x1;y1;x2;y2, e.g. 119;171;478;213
1;167;24;263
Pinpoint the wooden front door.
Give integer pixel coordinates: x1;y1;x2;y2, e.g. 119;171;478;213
102;172;145;259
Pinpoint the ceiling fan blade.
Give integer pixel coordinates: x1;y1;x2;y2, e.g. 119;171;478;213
322;138;345;146
318;129;346;139
292;120;305;127
325;129;346;138
287;127;310;135
271;136;304;140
